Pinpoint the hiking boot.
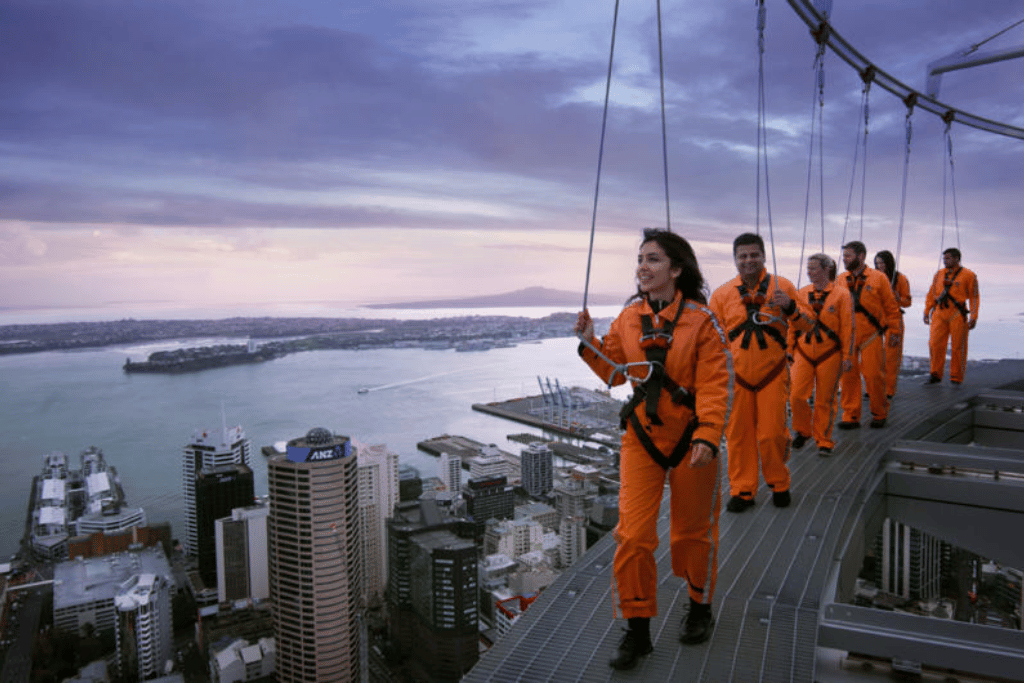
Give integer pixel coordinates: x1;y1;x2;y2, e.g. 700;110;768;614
772;490;791;508
869;418;886;429
609;621;653;670
925;374;941;385
837;420;860;430
818;446;833;457
680;600;714;645
792;433;809;449
726;495;755;513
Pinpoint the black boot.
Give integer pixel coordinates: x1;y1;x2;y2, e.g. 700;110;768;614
609;617;653;670
680;599;714;645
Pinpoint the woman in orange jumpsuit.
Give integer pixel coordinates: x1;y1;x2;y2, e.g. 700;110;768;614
575;229;730;670
874;250;911;399
789;254;853;457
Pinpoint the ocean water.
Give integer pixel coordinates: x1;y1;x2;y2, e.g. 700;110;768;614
2;303;1019;561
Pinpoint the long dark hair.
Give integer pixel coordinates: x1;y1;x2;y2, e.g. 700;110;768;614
874;250;899;287
630;228;708;305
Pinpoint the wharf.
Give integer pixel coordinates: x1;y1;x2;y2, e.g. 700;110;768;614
472;386;623;442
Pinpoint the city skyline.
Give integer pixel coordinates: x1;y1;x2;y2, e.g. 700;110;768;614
2;1;1022;320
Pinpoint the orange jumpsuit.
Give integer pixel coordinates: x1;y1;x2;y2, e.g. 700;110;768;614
925;266;979;383
840;266;900;423
579;292;730;618
788;282;853;449
709;270;813;502
884;272;912;398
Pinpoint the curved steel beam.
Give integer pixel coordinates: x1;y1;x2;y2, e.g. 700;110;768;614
787;0;1024;140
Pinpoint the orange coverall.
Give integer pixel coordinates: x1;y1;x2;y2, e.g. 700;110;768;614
925;266;979;383
579;292;730;618
709;270;812;502
840;266;900;423
884;272;912;398
788;282;853;449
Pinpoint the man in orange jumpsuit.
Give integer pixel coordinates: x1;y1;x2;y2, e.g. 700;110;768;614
924;247;979;385
789;253;853;457
874;250;912;399
710;233;813;512
838;241;901;429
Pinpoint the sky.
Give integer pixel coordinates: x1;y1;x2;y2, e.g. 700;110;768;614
2;0;1022;320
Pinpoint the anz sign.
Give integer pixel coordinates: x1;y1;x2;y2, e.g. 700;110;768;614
286;440;352;463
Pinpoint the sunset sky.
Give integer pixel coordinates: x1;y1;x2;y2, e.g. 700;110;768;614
2;0;1022;320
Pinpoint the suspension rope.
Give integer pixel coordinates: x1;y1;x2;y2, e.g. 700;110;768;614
939;112;962;266
840;67;873;249
656;0;672;232
580;0;621;311
798;24;828;288
894;94;916;274
967;14;1024;54
755;0;778;275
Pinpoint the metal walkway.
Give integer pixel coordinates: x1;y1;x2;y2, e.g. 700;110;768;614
464;359;1024;682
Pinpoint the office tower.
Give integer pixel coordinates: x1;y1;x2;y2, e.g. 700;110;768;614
439;452;462;494
399;464;424;502
268;428;361;683
469;445;509;481
183;423;252;556
386;500;478;682
355;441;399;605
877;518;944;600
114;571;174;681
520;442;553;498
463;476;515;538
216;502;270;604
196;464;254;588
559;517;587;568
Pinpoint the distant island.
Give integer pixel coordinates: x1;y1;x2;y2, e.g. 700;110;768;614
363;286;622;309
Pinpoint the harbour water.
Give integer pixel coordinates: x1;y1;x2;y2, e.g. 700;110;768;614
2;304;1019;561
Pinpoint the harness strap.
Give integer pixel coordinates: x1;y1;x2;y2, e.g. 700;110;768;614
636;303;686;425
935;267;968;317
727;275;787;350
795;341;840;368
735;356;788;393
847;271;884;332
627;411;699;470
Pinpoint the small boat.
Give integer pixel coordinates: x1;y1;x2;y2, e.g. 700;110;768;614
358;388;370;394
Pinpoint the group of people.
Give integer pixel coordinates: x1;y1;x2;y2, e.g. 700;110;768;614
574;229;979;670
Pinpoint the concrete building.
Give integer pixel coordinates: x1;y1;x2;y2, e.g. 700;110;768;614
877;518;944;601
268;428;361;683
468;445;509;481
463;476;514;537
355;442;399;606
438;452;462;494
215;503;269;604
209;637;275;683
520;442;553;498
484;518;544;559
114;571;174;681
53;546;174;641
183;423;252;556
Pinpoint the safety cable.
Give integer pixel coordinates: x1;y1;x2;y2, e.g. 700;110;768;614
894;95;915;274
967;14;1024;54
656;0;672;232
939;116;962;266
798;36;828;288
755;0;778;275
580;0;621;312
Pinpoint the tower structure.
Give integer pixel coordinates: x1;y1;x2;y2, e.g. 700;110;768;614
355;441;400;605
215;502;270;604
195;464;254;588
268;428;361;683
183;422;251;556
114;572;174;681
877;518;944;601
438;452;462;494
520;442;553;498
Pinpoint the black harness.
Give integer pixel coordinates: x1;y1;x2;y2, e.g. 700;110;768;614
727;275;786;350
847;271;884;332
796;289;842;366
617;301;698;470
935;267;968;317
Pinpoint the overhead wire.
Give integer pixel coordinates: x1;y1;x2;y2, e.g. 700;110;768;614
939;115;962;265
656;0;672;233
755;0;778;276
894;95;916;274
798;27;828;288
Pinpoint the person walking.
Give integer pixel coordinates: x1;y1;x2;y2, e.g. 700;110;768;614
838;241;901;429
789;253;853;457
924;247;979;385
874;250;911;399
709;233;813;513
575;229;730;669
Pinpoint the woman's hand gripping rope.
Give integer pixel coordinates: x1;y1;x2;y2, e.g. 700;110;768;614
575;309;658;388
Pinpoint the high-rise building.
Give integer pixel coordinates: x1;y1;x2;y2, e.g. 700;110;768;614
439;452;462;494
386;499;479;682
398;464;423;502
463;475;515;537
268;428;361;683
114;571;174;681
183;423;251;556
216;502;269;605
876;518;944;600
468;445;509;481
355;441;399;605
520;442;553;498
196;464;254;588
